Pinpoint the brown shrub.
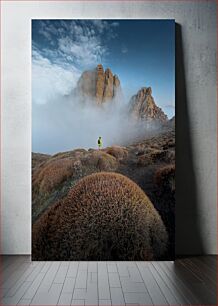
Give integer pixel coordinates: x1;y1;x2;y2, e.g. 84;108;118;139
154;164;175;193
32;172;168;261
164;150;175;163
150;143;159;149
82;151;118;171
163;140;175;150
32;153;50;170
150;149;167;161
33;158;76;194
51;149;87;161
137;148;166;166
104;146;128;160
137;154;152;167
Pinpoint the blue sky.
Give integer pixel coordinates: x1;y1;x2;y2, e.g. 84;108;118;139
32;19;175;118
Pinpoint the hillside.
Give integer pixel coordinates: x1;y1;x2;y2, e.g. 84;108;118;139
32;127;175;258
32;64;175;259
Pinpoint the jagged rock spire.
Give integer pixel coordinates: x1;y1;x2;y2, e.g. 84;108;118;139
76;64;121;104
129;87;168;122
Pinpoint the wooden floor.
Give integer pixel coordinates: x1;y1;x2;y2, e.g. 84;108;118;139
0;256;217;305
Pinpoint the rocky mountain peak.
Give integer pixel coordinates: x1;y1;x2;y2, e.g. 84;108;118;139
129;87;168;123
76;64;121;104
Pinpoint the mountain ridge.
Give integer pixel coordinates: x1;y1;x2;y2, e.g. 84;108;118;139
75;64;121;104
74;64;169;124
129;87;168;123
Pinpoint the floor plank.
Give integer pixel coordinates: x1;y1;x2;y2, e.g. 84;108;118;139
174;259;217;305
4;261;45;298
30;283;63;305
0;256;216;305
161;261;200;304
152;261;190;304
148;262;180;305
136;262;169;305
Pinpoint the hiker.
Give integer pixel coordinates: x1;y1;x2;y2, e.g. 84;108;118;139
97;136;103;150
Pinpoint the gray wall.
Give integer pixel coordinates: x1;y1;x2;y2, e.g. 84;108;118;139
1;1;217;255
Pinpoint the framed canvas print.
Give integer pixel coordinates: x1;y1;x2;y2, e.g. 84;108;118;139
32;19;175;261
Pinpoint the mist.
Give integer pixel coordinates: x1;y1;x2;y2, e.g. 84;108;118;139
32;90;158;155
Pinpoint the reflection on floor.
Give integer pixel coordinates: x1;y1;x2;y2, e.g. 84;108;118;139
0;256;217;305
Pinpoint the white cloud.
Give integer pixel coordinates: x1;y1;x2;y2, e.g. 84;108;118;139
58;35;106;67
111;21;119;27
32;50;81;105
91;20;109;33
35;20;118;69
37;20;57;43
32;20;119;105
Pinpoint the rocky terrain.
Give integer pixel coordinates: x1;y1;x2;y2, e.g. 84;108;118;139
75;64;121;104
32;126;175;259
129;87;168;122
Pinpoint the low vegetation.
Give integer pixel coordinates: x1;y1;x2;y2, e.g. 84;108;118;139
32;129;175;259
32;172;168;261
104;146;128;160
154;164;175;193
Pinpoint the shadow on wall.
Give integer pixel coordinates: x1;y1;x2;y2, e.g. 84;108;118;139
175;24;205;256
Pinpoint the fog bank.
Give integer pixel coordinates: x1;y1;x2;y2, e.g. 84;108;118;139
32;92;159;154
